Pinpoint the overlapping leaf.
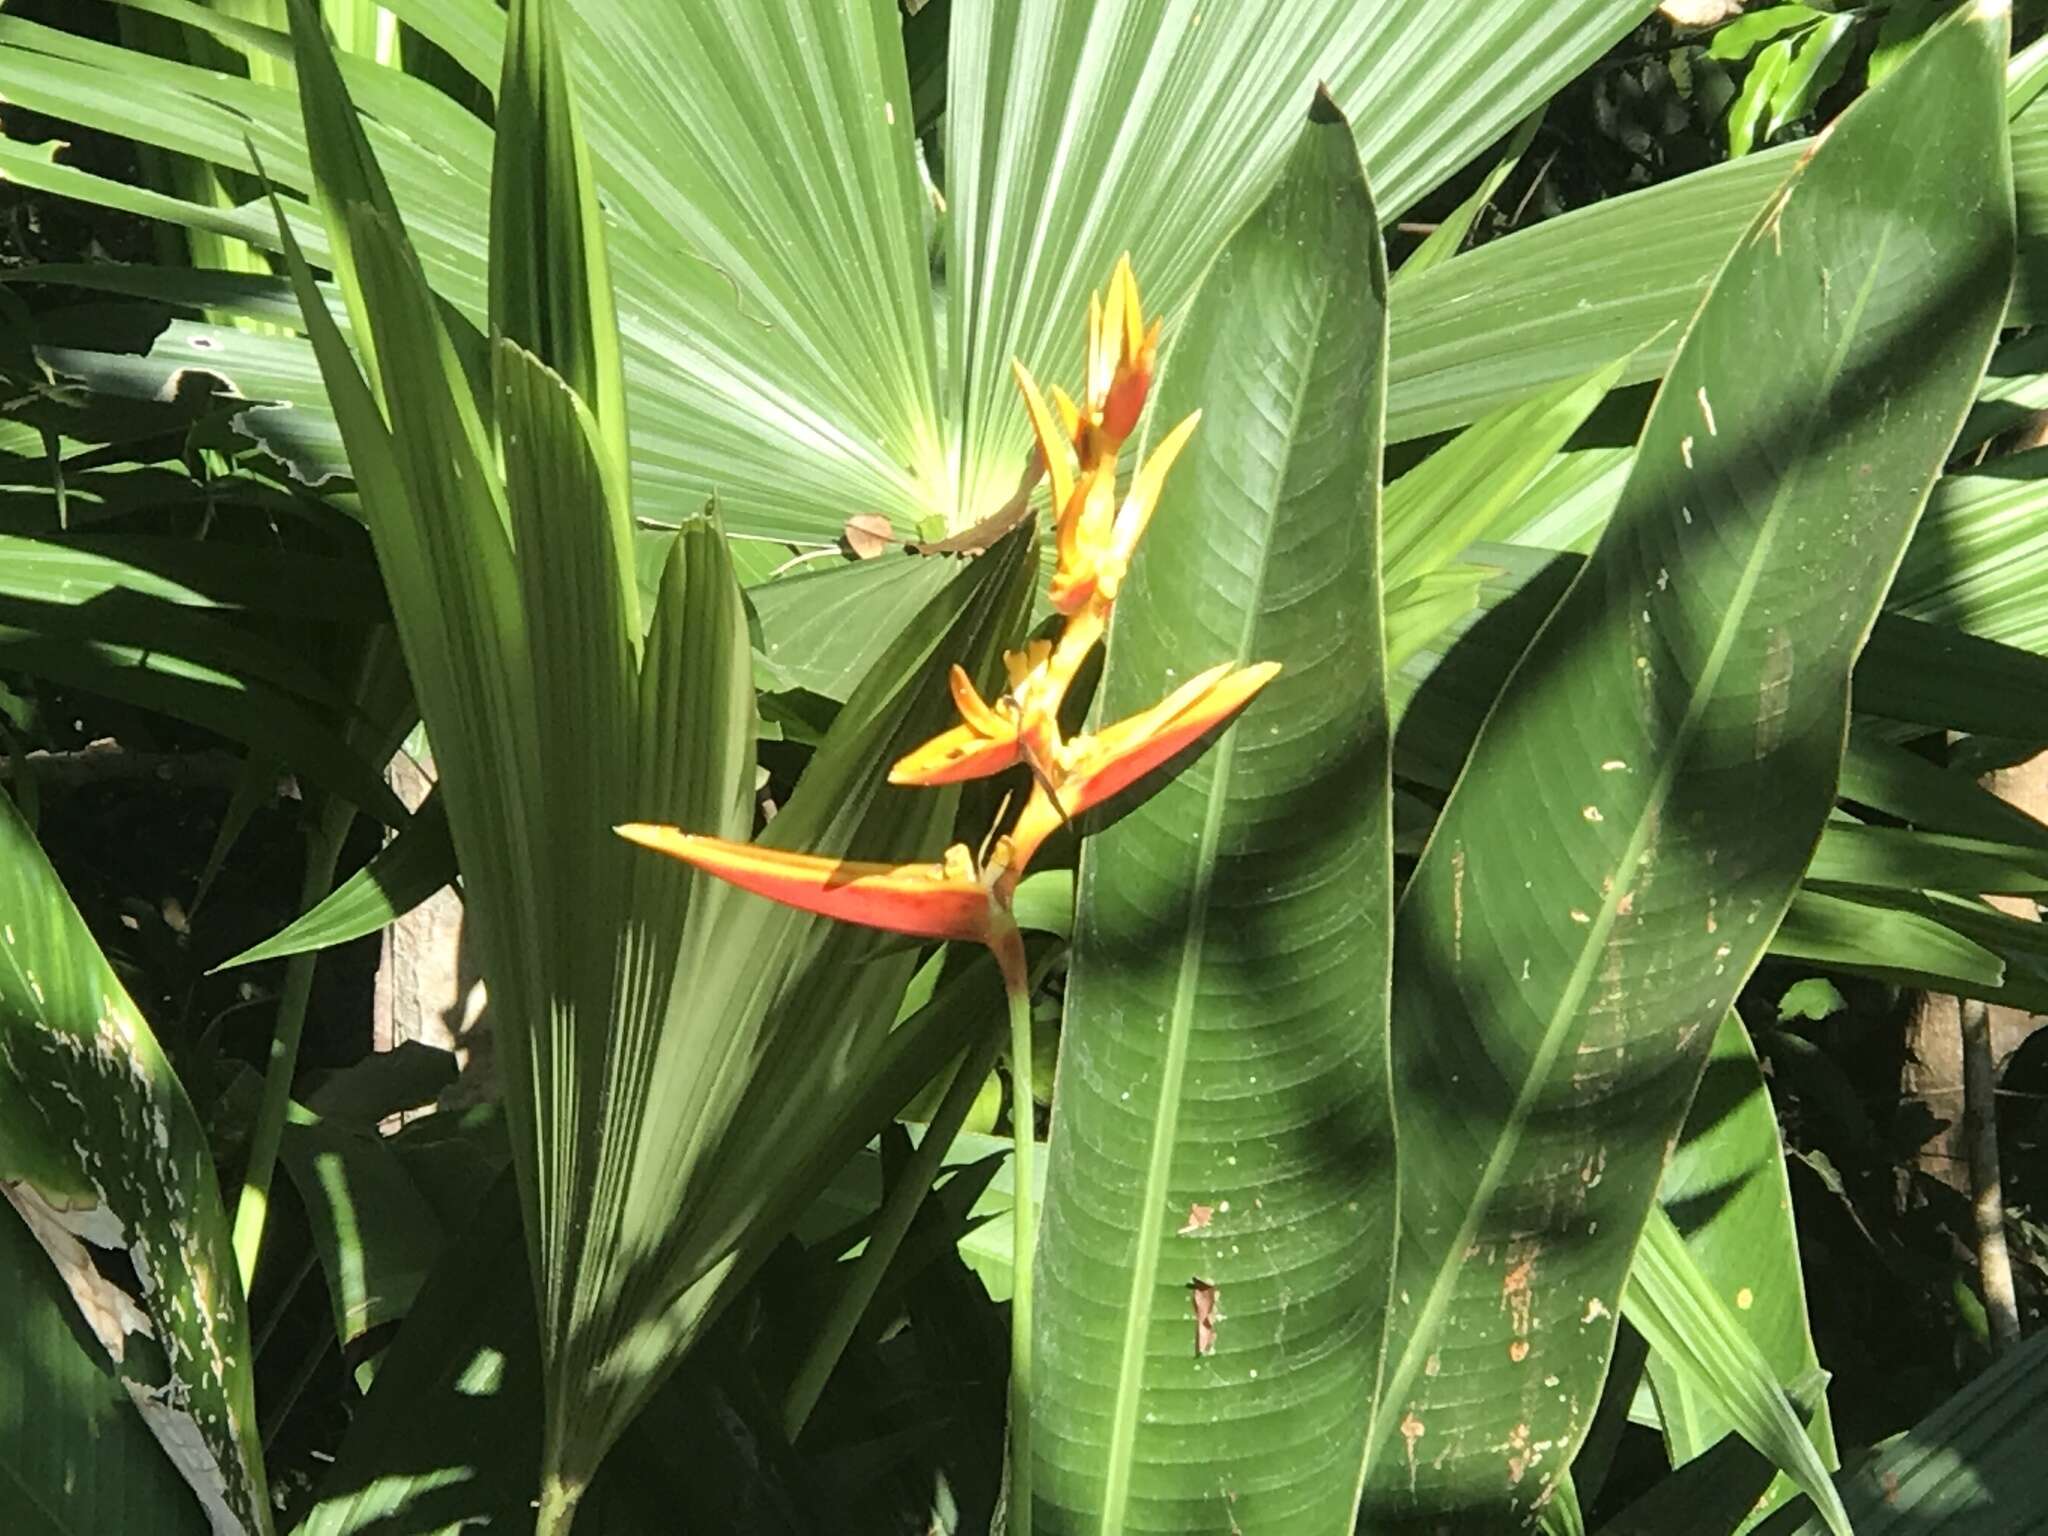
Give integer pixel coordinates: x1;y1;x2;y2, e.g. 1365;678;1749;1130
1361;9;2012;1525
1036;97;1395;1532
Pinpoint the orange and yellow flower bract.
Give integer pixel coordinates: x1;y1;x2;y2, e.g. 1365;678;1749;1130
617;256;1279;988
613;825;1028;993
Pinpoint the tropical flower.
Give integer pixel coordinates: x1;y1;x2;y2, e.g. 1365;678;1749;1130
1004;661;1283;874
612;825;1028;992
619;257;1278;983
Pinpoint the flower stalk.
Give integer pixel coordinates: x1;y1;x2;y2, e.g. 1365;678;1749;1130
617;257;1279;1525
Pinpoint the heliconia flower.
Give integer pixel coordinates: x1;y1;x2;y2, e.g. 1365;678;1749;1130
1084;254;1164;456
1047;410;1200;616
890;642;1065;788
613;824;1026;989
887;664;1025;786
1004;659;1282;873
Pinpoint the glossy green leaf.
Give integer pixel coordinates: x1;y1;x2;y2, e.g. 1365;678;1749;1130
1037;98;1394;1531
214;788;455;971
1648;1014;1835;1530
1362;11;2012;1525
0;789;270;1534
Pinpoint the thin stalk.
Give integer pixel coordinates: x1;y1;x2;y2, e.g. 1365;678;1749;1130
231;794;355;1289
782;1023;1006;1437
1005;968;1037;1536
1961;998;2022;1352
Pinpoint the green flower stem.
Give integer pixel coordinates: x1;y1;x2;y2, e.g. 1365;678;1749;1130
1005;952;1037;1536
781;1020;1006;1438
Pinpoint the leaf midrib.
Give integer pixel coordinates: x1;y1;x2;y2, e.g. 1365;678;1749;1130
1368;206;1889;1481
1095;272;1333;1533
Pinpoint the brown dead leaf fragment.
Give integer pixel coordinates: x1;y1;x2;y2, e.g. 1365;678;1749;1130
840;513;895;559
1187;1276;1219;1356
1178;1202;1214;1236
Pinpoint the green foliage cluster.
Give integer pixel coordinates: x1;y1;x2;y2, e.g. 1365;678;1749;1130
1;2;2047;1533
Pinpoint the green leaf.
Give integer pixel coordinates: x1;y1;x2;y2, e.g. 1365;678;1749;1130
941;0;1666;524
1628;1210;1847;1536
749;554;963;702
1776;977;1846;1023
1649;1014;1836;1530
296;1176;543;1535
214;788;455;971
1804;821;2048;896
276;1103;446;1349
1382;361;1628;594
1595;1375;1832;1536
0;1205;210;1536
1891;450;2048;652
491;0;630;512
1763;1331;2048;1535
1765;15;1857;138
1035;96;1394;1530
1773;887;2004;991
1362;10;2013;1525
0;789;270;1533
1729;36;1795;156
1396;109;1544;281
1708;6;1824;62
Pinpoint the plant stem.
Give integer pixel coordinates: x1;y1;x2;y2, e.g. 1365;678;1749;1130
1961;998;2021;1353
1005;967;1036;1536
231;794;354;1290
781;1024;1005;1438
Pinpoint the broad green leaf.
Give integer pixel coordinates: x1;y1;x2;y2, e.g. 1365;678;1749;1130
214;788;455;971
1384;99;2048;447
1764;1331;2048;1535
749;554;963;702
1804;822;2048;895
0;1201;210;1536
1649;1013;1836;1530
0;789;270;1534
943;0;1658;523
1362;10;2012;1525
1037;98;1394;1531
